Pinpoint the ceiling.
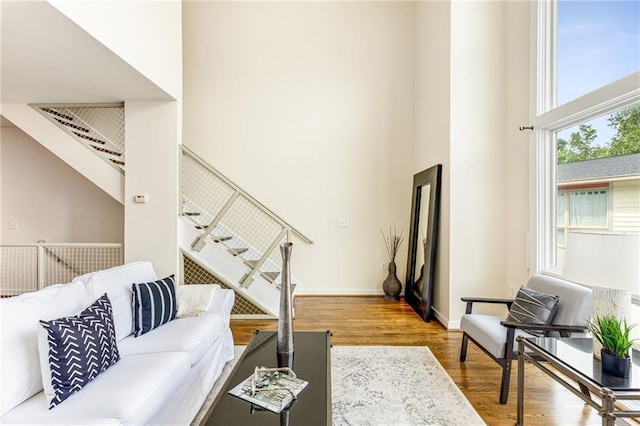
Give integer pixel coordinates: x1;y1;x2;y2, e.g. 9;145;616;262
0;1;172;104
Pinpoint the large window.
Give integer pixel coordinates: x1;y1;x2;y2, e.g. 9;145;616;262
535;0;640;274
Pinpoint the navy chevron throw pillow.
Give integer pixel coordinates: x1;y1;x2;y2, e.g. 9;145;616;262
132;275;177;337
39;294;120;408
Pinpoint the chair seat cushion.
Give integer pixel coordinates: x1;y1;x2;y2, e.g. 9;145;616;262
461;314;535;358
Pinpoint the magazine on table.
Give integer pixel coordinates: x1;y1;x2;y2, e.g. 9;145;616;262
228;367;308;413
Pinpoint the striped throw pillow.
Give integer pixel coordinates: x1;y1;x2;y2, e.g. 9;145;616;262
131;275;177;337
506;286;559;337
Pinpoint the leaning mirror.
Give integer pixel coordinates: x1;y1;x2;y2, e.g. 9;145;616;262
405;164;442;322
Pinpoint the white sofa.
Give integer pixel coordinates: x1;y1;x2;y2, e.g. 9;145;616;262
0;261;235;425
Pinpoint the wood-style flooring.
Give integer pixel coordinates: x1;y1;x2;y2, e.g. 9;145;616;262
230;296;605;426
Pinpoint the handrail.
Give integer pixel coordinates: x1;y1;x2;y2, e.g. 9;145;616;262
181;146;313;244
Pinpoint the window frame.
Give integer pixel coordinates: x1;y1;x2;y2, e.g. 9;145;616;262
531;0;640;276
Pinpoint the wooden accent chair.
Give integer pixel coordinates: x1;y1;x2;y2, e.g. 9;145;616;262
459;274;592;404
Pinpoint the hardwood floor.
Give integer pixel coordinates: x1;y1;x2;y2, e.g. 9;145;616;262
230;296;605;426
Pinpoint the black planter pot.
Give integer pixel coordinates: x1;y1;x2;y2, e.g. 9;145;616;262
601;349;631;378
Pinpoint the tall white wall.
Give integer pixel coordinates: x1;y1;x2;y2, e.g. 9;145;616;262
504;1;532;289
47;0;184;278
413;1;452;321
183;2;415;294
414;1;531;326
0;124;123;243
124;101;179;279
449;1;508;324
49;0;182;99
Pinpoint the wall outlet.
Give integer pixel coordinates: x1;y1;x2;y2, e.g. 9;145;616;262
380;261;387;270
337;218;350;228
7;220;17;230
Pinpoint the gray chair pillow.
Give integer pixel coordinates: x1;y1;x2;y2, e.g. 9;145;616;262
506;286;559;336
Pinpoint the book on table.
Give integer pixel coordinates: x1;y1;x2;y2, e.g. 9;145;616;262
228;369;309;414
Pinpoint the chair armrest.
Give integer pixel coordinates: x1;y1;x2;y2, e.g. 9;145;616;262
500;320;588;336
461;297;514;314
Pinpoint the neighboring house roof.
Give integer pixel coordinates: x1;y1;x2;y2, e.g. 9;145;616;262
558;153;640;183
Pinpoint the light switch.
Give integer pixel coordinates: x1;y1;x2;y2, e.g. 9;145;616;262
337;218;350;228
8;220;17;230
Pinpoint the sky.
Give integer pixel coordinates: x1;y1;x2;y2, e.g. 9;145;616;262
556;0;640;145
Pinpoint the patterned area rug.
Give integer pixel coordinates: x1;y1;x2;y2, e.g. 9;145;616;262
331;346;485;426
193;346;485;426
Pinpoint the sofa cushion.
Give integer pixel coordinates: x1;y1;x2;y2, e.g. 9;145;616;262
132;275;177;337
0;281;91;417
507;286;559;337
0;351;190;425
78;262;158;342
118;314;225;366
38;294;120;408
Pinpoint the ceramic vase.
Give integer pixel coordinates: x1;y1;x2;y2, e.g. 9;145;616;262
383;261;402;301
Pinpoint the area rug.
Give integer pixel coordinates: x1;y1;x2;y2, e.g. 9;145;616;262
331;346;484;426
193;346;485;426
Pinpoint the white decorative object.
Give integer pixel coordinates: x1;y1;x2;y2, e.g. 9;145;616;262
562;231;640;357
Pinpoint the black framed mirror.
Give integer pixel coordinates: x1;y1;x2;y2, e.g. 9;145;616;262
405;164;442;322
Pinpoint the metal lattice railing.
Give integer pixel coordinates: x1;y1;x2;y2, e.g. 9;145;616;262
181;146;312;289
182;252;268;316
31;103;125;171
1;243;123;296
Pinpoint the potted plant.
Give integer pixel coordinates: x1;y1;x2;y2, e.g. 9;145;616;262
587;315;637;378
380;227;404;301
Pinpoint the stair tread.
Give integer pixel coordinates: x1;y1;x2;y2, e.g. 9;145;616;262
228;248;248;256
262;272;280;282
54;117;90;133
42;107;74;121
73;131;106;145
91;145;122;156
245;260;259;268
213;236;232;243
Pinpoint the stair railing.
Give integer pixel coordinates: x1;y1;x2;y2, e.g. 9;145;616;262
180;146;313;288
31;103;126;172
1;243;123;296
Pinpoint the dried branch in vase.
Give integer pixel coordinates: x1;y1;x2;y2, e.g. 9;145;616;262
380;227;405;262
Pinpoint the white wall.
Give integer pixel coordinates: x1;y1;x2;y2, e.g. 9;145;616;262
124;101;179;279
414;1;531;326
413;1;452;320
0;124;123;243
504;1;532;289
183;2;415;294
49;0;183;100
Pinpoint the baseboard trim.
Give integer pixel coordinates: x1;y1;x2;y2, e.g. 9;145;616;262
295;289;389;296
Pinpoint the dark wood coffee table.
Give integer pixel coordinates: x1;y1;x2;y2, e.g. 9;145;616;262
201;330;332;425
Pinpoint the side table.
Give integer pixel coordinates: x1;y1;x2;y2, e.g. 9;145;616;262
517;336;640;425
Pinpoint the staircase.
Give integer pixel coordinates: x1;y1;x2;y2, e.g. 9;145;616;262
180;146;313;318
15;104;312;319
34;104;125;171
